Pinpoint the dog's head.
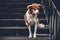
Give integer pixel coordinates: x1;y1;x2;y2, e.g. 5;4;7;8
27;3;42;15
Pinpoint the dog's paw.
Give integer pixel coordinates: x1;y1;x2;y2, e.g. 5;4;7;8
38;24;45;28
33;35;36;38
28;35;32;38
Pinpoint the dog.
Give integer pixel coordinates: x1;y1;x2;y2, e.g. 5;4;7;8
24;3;45;38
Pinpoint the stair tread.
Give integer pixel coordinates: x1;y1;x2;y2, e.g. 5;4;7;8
0;0;41;3
0;3;31;4
0;29;50;36
0;36;51;40
0;26;48;29
0;19;47;27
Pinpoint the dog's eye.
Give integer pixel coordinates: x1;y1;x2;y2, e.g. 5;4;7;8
33;9;36;10
37;8;39;10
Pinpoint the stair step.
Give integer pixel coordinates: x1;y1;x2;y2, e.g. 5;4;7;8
0;13;45;19
0;36;51;40
0;5;43;13
0;3;28;8
0;0;41;3
0;26;49;29
0;19;47;27
0;3;31;9
0;8;26;13
0;8;43;12
0;18;46;20
0;2;26;3
0;0;26;1
0;2;31;4
0;3;42;8
0;0;26;3
0;29;50;36
0;14;45;20
0;3;43;13
0;8;43;13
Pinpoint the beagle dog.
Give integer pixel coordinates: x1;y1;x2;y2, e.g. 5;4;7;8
24;3;45;38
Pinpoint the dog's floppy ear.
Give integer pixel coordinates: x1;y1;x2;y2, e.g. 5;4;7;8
38;4;42;7
27;5;32;9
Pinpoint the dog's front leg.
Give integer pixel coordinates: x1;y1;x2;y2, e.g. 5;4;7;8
28;26;32;38
33;24;37;38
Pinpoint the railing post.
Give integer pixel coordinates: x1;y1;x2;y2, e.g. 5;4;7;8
41;0;59;40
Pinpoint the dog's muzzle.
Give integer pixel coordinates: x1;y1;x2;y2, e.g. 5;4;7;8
34;10;39;14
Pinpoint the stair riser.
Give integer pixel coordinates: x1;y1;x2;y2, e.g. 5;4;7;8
0;13;45;19
0;0;41;3
0;9;43;13
0;20;47;27
0;4;30;8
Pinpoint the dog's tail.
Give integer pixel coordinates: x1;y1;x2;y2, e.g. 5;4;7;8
37;23;45;28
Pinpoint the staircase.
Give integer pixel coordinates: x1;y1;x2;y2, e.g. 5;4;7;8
0;0;54;40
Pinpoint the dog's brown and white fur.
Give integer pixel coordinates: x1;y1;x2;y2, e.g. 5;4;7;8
24;3;45;38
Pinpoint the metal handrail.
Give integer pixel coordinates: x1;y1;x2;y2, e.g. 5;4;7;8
41;0;59;40
49;0;59;40
51;0;60;16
